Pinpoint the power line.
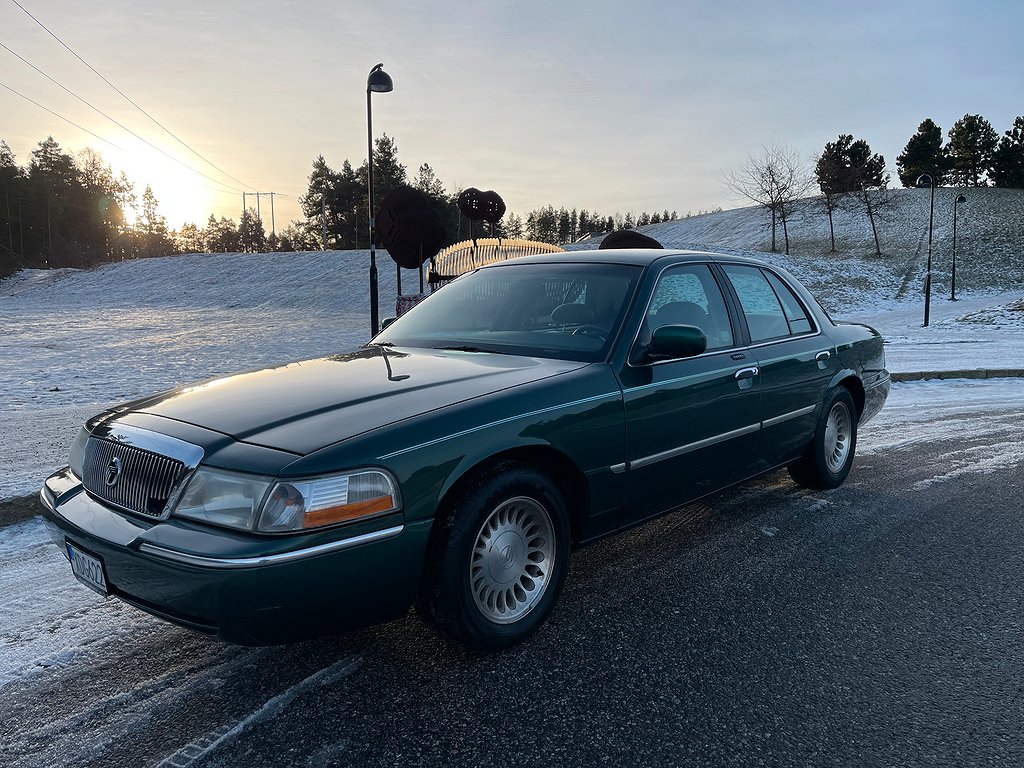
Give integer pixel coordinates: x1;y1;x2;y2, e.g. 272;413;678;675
11;0;258;192
1;40;245;194
0;79;124;151
2;80;251;200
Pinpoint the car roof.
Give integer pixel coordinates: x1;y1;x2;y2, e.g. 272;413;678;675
486;248;769;269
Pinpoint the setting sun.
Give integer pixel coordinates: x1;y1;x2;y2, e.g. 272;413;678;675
108;143;226;229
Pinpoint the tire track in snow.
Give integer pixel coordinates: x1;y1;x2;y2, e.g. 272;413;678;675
155;656;362;767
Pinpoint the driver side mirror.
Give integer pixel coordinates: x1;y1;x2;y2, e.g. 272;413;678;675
381;317;397;330
646;324;707;361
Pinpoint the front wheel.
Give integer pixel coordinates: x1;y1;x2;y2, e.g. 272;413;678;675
416;461;570;651
789;387;858;490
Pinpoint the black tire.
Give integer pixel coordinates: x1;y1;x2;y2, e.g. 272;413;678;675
788;386;858;490
416;461;570;651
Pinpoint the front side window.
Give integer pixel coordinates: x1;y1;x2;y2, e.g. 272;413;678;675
645;264;734;350
374;262;642;362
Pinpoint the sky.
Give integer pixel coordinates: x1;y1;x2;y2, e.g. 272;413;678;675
2;0;1023;231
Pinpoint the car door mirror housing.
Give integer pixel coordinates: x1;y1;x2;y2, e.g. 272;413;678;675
647;324;707;361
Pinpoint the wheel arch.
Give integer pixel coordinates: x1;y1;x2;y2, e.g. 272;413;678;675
829;370;866;419
434;444;589;545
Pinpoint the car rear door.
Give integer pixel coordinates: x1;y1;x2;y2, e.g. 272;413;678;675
717;263;835;469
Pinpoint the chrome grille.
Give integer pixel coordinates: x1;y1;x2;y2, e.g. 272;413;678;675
82;438;185;519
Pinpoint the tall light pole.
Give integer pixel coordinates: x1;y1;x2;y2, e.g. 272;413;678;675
917;173;936;327
951;193;966;302
366;63;393;337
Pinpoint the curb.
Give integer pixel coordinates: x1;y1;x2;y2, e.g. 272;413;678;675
891;369;1024;382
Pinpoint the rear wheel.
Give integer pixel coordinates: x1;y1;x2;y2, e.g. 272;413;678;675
789;386;858;490
416;461;570;651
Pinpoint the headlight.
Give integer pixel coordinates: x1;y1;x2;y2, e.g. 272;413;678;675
68;427;90;478
173;467;273;531
256;469;400;533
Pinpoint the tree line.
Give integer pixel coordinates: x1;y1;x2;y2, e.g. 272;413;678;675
725;112;1024;256
0;135;296;277
298;133;680;250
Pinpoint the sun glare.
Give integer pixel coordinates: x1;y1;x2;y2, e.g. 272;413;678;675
110;145;223;230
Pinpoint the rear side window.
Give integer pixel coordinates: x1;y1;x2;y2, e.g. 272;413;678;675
764;271;815;335
721;265;790;342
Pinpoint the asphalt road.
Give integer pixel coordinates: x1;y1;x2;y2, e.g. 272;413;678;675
2;407;1022;768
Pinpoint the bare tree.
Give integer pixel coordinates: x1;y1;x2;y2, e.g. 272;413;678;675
724;143;811;254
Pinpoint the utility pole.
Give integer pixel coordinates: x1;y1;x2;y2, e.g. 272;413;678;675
242;192;246;217
256;192;261;223
270;192;275;236
321;195;327;250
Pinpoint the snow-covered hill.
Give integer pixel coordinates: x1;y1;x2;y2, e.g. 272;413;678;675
577;188;1024;303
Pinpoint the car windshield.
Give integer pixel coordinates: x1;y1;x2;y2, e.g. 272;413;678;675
374;261;643;361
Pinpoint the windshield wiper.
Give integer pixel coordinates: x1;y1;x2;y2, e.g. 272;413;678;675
436;345;494;353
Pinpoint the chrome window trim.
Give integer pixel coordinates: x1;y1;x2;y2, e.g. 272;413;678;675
762;404;817;428
137;525;405;569
629;423;761;470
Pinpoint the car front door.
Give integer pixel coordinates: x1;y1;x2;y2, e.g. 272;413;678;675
617;263;761;526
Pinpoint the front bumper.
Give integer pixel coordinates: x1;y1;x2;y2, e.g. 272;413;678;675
41;469;432;645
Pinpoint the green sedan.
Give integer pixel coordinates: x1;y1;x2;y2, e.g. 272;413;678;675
41;249;889;650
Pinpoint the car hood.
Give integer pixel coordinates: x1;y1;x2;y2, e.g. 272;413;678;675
120;347;586;455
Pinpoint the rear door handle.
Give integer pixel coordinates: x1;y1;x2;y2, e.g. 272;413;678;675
815;351;831;362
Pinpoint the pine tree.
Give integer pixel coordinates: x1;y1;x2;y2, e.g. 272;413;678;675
947;114;998;187
140;185;170;257
990;116;1024;188
1;141;22;270
238;208;267;253
896;119;950;187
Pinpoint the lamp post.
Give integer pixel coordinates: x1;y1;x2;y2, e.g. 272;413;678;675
951;193;966;301
366;63;393;337
916;173;936;327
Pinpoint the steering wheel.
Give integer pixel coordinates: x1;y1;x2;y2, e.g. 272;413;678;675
571;324;607;341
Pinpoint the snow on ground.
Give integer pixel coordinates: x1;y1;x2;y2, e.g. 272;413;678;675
0;516;166;690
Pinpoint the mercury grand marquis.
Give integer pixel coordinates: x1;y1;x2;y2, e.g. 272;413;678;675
41;249;889;650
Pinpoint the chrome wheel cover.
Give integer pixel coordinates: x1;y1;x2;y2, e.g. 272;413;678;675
824;401;852;473
470;496;555;625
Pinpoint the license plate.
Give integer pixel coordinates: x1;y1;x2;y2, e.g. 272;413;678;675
66;541;108;595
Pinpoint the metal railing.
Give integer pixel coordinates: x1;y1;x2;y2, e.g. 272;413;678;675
428;238;565;288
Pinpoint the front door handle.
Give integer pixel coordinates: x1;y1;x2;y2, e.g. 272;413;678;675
734;366;758;390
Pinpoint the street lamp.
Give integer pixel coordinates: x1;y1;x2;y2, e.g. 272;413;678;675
916;173;936;327
951;193;967;301
366;63;393;337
